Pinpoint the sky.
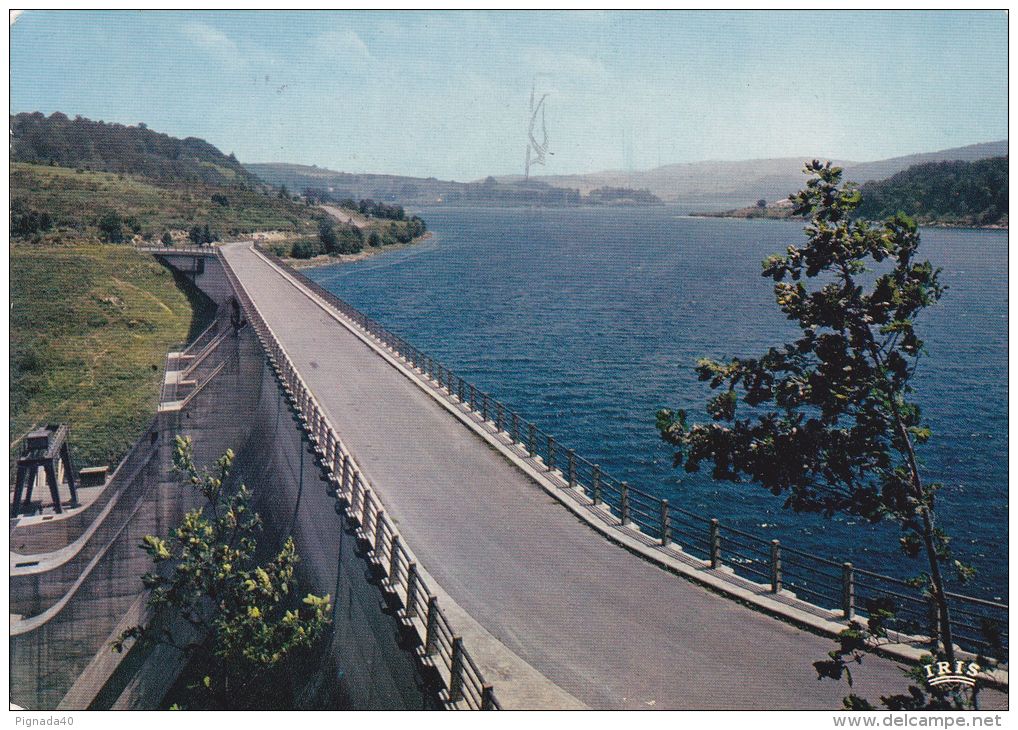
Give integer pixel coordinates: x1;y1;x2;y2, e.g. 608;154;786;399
9;10;1009;181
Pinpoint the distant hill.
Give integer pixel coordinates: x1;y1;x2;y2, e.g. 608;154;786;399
10;113;319;244
695;156;1008;228
245;163;660;207
843;141;1008;186
256;140;1005;212
10;112;261;187
855;156;1007;227
246;163;467;203
501;140;1008;210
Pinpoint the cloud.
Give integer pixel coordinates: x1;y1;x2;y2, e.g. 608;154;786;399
313;29;372;64
181;20;246;71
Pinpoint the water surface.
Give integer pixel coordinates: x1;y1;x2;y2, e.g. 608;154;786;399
307;208;1008;601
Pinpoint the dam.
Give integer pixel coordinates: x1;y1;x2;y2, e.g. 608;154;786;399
9;242;1008;710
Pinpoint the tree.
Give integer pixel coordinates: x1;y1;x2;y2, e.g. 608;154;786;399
756;199;767;208
97;209;126;243
201;223;217;245
334;225;363;255
318;219;338;253
211;193;230;207
114;437;332;709
190;224;218;246
161;231;174;245
291;239;322;259
10;201;53;238
278;184;289;200
657;161;976;703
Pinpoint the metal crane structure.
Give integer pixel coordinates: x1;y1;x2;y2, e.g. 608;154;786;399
524;83;550;180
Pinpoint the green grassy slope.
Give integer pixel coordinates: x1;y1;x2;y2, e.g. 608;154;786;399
11;162;319;243
10;245;215;470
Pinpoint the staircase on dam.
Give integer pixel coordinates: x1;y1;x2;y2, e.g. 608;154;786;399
10;306;253;709
10;242;1008;711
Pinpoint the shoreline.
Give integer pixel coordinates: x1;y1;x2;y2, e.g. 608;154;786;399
276;231;434;270
689;212;1008;231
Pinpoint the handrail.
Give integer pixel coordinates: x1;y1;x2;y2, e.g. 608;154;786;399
136;245;219;255
179;361;227;409
253;246;1008;662
218;250;501;709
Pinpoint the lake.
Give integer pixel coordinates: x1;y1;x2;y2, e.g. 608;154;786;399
306;207;1008;602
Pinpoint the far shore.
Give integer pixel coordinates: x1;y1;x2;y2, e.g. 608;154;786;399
690;211;1008;230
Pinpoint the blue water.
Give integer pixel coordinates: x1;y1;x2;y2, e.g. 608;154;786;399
307;208;1008;602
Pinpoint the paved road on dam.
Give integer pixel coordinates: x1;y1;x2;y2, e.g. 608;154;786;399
220;242;996;710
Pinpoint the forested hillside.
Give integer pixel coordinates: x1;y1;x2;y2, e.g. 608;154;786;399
855;156;1007;227
8;113;313;469
10;113;320;244
11;111;259;186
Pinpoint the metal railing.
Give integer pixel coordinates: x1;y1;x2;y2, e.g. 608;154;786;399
220;252;500;710
160;319;231;405
136;245;219;256
255;247;1009;662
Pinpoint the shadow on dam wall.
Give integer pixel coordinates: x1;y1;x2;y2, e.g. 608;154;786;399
10;314;435;710
228;349;438;710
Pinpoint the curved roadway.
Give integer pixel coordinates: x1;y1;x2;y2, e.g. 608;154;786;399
221;242;1001;710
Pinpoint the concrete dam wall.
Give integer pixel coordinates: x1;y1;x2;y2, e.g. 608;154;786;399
10;254;435;710
10;318;258;709
232;354;439;710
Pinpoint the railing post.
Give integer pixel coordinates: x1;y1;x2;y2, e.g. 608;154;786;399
374;511;386;556
567;449;576;488
496;403;504;433
710;519;721;568
449;637;465;703
770;539;782;593
620;482;630;525
424;596;439;657
481;685;496;710
388;534;401;584
528;424;536;456
351;474;363;515
361;487;374;522
405;563;419;617
361;491;374;532
341;453;351;496
547;436;556;471
928;594;941;651
592;465;602;505
482;394;488;422
660;499;671;546
511;413;519;444
842;562;855;619
470;384;477;411
458;378;465;403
